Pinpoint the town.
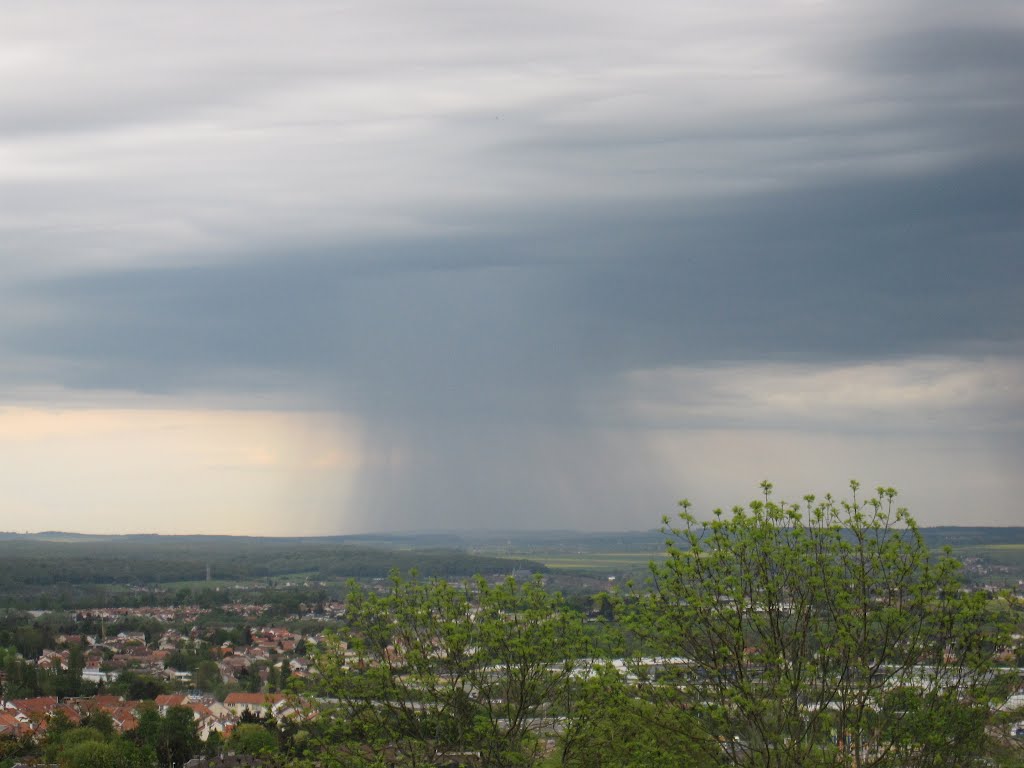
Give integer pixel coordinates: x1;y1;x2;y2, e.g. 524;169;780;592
1;607;334;750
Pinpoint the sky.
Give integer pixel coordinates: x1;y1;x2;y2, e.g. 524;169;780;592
1;0;1022;535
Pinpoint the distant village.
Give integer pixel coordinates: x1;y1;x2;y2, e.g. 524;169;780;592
0;602;353;745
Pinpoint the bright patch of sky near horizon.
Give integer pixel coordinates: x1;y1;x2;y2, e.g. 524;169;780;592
0;1;1022;533
0;405;360;535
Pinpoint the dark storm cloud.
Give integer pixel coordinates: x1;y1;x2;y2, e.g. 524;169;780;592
827;20;1024;159
572;157;1024;365
843;21;1024;81
10;151;1022;413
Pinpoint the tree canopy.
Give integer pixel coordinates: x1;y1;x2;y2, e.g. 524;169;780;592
628;481;1016;768
303;572;587;768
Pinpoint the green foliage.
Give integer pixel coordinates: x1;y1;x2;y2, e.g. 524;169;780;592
82;709;115;738
0;734;33;766
45;709;76;745
305;572;587;768
70;738;153;768
230;723;279;756
203;729;223;758
42;720;154;768
558;663;705;768
157;706;200;768
108;671;168;701
629;481;1015;768
130;703;199;768
1;652;39;698
193;659;221;692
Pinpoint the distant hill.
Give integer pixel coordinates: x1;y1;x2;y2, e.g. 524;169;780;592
329;527;1024;553
0;528;1019;593
0;534;545;592
919;527;1024;547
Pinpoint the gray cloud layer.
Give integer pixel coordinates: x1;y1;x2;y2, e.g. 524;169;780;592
2;0;1022;529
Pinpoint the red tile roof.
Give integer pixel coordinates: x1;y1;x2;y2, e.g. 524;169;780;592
223;692;284;706
154;694;187;708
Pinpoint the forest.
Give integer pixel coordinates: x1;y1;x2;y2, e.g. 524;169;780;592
0;535;542;593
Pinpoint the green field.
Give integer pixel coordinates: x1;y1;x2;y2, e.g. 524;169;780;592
539;540;1024;581
533;552;666;573
957;544;1024;559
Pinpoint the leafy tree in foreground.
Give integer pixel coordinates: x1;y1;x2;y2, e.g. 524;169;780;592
557;662;704;768
230;723;279;757
132;703;199;768
303;572;586;768
629;481;1014;768
43;722;154;768
59;738;153;768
